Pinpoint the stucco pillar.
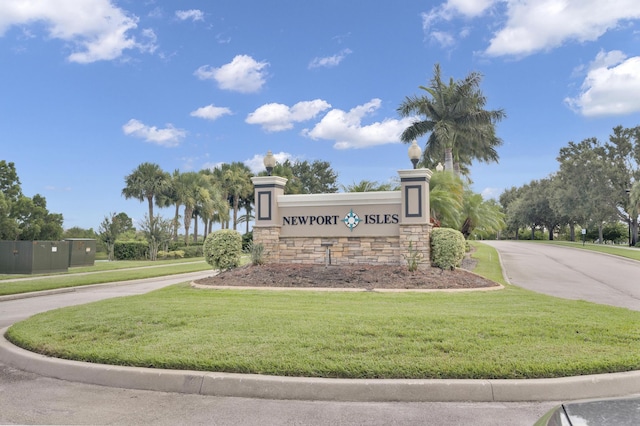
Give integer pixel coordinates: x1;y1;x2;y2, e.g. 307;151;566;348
398;169;433;269
251;176;287;263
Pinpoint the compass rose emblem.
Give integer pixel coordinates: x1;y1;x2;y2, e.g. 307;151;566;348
342;209;361;231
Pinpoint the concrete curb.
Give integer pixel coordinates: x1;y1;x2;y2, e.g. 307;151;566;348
3;327;640;402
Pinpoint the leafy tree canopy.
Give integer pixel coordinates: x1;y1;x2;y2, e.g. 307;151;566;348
0;161;63;240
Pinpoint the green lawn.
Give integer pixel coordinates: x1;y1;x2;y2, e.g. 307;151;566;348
0;260;212;296
7;242;640;380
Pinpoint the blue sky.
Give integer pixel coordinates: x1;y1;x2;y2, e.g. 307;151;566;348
1;0;640;231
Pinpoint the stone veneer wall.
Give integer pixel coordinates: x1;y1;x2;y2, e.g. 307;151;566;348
279;236;401;265
252;226;281;263
272;223;432;267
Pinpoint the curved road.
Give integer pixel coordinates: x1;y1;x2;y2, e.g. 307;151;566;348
483;241;640;311
3;244;640;425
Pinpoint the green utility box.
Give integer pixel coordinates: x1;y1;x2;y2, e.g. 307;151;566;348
0;240;70;274
65;238;96;267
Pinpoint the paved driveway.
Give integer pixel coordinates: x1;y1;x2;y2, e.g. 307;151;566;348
482;241;640;311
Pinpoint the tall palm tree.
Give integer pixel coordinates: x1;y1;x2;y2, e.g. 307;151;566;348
122;162;171;220
221;162;253;230
155;169;182;241
198;171;229;238
173;172;210;245
397;63;505;174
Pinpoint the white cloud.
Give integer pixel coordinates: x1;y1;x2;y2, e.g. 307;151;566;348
422;1;640;58
194;55;269;93
422;0;497;48
485;0;640;57
308;49;352;69
565;50;640;117
246;99;331;132
190;104;232;121
481;187;501;200
175;9;204;22
245;151;293;174
122;119;186;147
0;0;153;63
302;99;416;149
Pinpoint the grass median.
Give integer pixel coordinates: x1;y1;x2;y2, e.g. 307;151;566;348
0;260;212;296
6;242;640;379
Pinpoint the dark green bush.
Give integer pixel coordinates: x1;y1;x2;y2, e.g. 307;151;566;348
203;230;243;270
430;227;465;270
114;241;148;260
182;245;203;258
242;231;253;251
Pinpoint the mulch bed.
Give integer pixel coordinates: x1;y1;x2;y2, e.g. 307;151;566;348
193;261;499;290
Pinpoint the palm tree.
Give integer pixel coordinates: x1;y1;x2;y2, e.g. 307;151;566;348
155;169;182;241
397;63;505;175
221;162;253;230
173;172;210;245
429;170;464;228
198;171;229;238
459;190;505;238
340;180;396;192
122;162;171;220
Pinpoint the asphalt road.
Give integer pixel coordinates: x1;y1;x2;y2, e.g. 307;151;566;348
482;241;640;311
4;244;639;425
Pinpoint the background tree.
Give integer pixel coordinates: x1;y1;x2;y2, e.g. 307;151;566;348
605;125;640;245
98;212;125;261
122;162;171;221
139;214;172;261
63;226;97;239
156;169;182;241
176;172;210;245
459;190;504;239
0;161;63;240
222;162;253;231
397;63;505;175
267;159;339;194
340;180;396;192
553;138;618;242
499;186;523;239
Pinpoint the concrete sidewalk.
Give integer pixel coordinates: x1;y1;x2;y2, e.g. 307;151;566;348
2;327;640;402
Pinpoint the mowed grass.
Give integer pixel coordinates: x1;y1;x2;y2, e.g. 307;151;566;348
7;242;640;380
0;260;213;296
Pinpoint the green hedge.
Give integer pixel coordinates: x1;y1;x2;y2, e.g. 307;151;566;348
114;241;148;260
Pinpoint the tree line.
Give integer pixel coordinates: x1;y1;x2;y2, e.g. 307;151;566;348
499;125;640;245
0;160;63;241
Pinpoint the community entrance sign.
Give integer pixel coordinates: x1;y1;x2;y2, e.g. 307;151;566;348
251;169;433;267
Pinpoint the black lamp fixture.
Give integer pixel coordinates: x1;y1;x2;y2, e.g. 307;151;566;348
263;150;276;176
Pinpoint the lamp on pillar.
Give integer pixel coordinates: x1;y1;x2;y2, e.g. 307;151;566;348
436;162;444;172
263;150;276;176
408;140;422;169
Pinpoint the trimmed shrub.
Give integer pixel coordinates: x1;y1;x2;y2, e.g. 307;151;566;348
114;241;148;260
203;230;243;270
157;250;185;260
430;227;465;270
